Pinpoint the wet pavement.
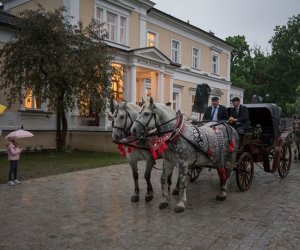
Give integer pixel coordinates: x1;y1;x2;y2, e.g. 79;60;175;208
0;160;300;250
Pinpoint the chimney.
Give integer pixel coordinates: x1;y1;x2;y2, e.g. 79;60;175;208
209;30;215;36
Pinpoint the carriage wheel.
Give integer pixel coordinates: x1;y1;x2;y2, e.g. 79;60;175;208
278;142;292;178
236;152;254;191
188;166;203;183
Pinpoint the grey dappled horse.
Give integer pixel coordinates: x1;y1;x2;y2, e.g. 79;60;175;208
292;118;300;162
131;98;239;213
108;101;178;202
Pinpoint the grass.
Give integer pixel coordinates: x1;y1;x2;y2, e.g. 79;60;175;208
0;150;128;184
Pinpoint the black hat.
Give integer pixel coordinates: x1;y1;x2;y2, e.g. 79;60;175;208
231;97;240;102
211;96;219;101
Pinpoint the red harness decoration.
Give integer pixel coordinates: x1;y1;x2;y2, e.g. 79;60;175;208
117;144;126;157
149;133;172;160
148;114;185;160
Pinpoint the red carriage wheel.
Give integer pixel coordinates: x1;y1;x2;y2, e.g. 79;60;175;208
278;142;292;178
236;152;254;191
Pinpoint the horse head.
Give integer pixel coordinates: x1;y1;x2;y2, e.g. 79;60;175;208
131;97;176;138
111;101;141;141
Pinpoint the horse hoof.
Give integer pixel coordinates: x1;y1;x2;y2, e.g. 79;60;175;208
131;196;139;202
172;189;179;196
159;202;168;209
174;206;185;213
216;195;227;201
145;194;153;202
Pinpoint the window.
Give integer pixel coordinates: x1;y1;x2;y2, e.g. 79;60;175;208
107;12;117;41
192;47;200;69
172;87;181;111
120;17;126;45
212;54;219;74
171;39;180;63
95;7;128;45
24;88;41;110
147;31;156;47
111;64;124;101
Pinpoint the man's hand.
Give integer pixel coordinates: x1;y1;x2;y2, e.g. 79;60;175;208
228;116;237;124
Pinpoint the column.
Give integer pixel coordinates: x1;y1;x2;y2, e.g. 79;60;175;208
123;66;130;101
227;52;231;81
130;65;137;104
159;72;164;103
169;75;174;106
139;12;147;47
150;72;158;100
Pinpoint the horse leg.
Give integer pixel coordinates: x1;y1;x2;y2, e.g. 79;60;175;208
144;160;154;202
216;166;228;201
159;161;173;209
130;162;139;202
172;171;180;196
174;163;188;213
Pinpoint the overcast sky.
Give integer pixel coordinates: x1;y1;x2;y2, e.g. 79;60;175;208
153;0;300;53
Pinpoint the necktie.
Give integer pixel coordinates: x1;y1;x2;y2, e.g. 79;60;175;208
211;107;217;120
236;108;239;116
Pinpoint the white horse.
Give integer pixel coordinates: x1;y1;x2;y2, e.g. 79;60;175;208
292;117;300;162
131;97;239;212
108;101;178;202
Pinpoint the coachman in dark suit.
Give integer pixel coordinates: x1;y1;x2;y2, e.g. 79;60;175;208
203;96;228;122
228;97;250;133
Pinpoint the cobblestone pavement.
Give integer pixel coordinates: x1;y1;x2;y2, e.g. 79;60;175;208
0;160;299;250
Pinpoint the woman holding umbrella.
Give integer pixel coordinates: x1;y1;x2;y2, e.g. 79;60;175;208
5;128;33;186
7;138;23;186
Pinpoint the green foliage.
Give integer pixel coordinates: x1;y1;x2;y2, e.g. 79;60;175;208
226;14;300;114
0;6;119;148
268;14;300;115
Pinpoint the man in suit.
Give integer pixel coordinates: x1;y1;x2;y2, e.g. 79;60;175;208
228;97;250;133
203;96;228;122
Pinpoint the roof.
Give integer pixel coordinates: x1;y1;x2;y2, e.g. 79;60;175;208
147;8;235;50
244;103;282;118
0;11;17;27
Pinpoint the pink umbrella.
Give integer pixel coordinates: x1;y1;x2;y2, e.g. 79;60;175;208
5;129;34;140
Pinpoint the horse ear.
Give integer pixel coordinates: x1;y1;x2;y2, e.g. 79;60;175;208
141;97;145;104
113;100;118;108
106;110;114;121
149;97;154;105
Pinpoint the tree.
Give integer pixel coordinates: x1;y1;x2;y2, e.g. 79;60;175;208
0;6;119;150
268;14;300;115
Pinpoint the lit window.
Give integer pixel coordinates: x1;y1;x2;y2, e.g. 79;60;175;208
171;39;180;63
24;88;41;109
212;54;219;74
192;47;200;69
111;64;124;101
147;31;156;47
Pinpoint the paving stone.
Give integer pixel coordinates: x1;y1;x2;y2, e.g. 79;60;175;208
0;160;299;249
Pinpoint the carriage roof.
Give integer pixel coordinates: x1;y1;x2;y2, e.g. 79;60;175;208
243;103;282;139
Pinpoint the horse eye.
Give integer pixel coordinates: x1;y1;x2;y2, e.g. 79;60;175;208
144;112;150;117
120;115;125;119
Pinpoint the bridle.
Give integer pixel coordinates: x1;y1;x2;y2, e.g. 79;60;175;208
134;105;179;138
112;107;134;137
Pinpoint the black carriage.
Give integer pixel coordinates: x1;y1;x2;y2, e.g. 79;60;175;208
234;103;292;191
187;103;293;189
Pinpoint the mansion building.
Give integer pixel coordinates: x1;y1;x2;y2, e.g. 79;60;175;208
0;0;244;152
